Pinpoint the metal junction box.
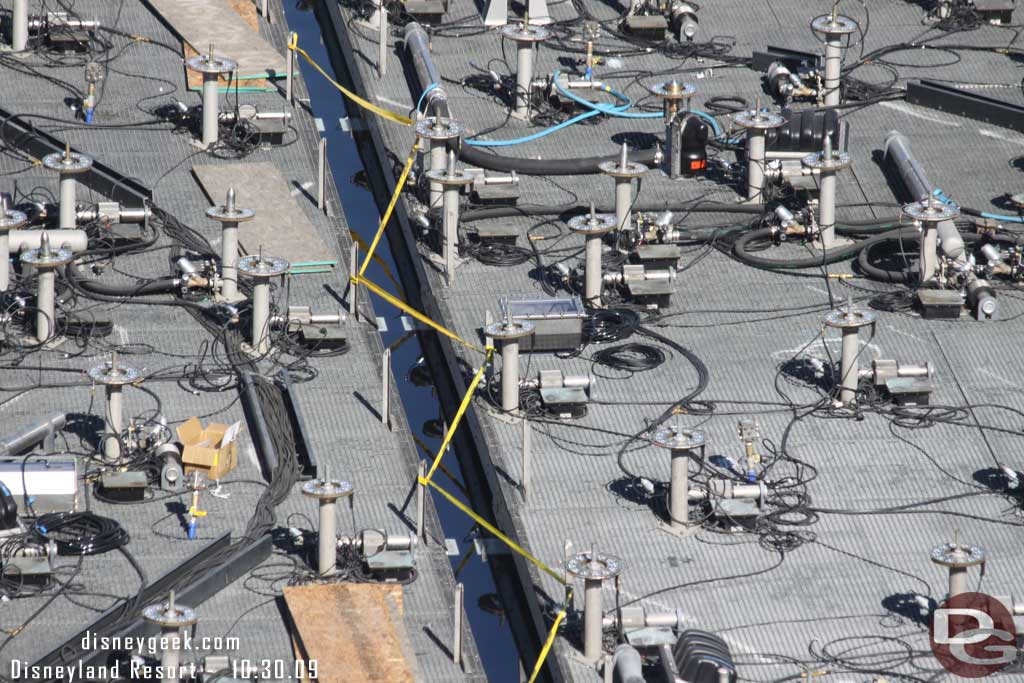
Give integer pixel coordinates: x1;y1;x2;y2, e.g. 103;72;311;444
0;457;79;513
504;296;585;352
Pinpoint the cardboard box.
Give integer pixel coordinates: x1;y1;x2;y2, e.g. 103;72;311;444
177;417;242;480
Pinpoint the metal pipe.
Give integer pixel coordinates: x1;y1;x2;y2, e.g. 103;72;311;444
416;460;426;541
378;5;388;77
501;339;520;412
747;131;766;202
584;233;603;302
614;178;632;231
104;385;123;461
670;446;689;529
286;32;295;105
404;23;450;118
583;578;603;662
818;136;838;246
839;327;859;404
202;73;219;147
10;229;87;253
612;644;643;683
58;175;76;229
515;43;534;119
824;34;842;107
453;582;464;666
0;414;66;457
0;233;8;290
317;498;337;576
158;624;182;683
12;0;27;52
919;223;938;283
37;269;55;343
883;131;966;266
317;137;327;212
252;280;270;354
949;566;967;598
427;140;445;212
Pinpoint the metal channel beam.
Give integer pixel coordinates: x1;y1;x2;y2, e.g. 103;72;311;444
314;5;567;683
906;79;1024;133
0;108;152;208
239;371;280;482
34;534;271;672
33;532;271;670
277;368;319;479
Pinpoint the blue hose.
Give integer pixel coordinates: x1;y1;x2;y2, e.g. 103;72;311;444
465;69;725;147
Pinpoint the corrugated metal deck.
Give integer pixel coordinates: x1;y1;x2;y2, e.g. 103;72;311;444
0;2;483;681
333;0;1024;680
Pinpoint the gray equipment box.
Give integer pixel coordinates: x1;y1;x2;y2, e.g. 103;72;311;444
0;457;79;513
504;296;585;352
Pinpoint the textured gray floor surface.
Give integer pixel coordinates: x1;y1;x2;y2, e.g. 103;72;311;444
0;2;484;680
338;0;1024;680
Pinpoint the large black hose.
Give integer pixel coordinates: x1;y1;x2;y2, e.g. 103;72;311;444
459;144;660;176
857;230;1024;283
732;228;907;270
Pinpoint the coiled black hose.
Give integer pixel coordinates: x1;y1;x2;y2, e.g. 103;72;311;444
31;512;129;555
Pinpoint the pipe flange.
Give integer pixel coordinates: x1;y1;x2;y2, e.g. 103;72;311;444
811;14;859;36
186;54;238;75
802;151;851;172
414;117;464;141
649;80;696;102
733;110;785;130
20;244;72;268
930;542;986;568
206;205;255;223
499;23;550;43
238;254;290;278
485;319;535;341
566;550;622;581
567;212;617;235
652;425;705;451
424;169;475;187
42;151;93;174
88;362;142;386
902;199;959;223
598;160;648;179
302;478;355;501
824;306;876;329
142;602;199;628
0;210;28;232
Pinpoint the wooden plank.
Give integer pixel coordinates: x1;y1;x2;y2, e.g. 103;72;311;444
192;162;333;266
145;0;286;81
283;583;413;683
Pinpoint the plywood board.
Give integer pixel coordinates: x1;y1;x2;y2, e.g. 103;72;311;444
283;583;413;683
146;0;285;82
192;162;332;266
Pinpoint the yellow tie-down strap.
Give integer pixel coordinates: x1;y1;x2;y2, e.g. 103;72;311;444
288;35;413;126
421;349;493;483
359;139;419;278
527;594;571;683
351;276;484;353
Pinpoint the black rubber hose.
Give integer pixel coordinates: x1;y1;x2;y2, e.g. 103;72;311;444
69;273;178;296
462;202;767;223
857;230;1024;283
733;228;876;270
458;144;659;176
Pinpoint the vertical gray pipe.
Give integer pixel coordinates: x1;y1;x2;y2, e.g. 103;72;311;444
59;176;77;229
12;0;28;52
202;74;219;146
670;447;689;529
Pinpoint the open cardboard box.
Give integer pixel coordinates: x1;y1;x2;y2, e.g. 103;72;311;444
176;416;242;480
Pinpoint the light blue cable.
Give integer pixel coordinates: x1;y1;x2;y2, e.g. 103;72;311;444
934;187;1024;225
415;83;439;114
